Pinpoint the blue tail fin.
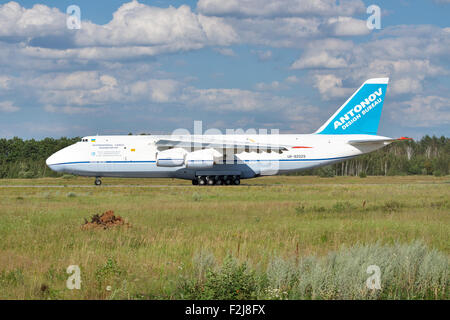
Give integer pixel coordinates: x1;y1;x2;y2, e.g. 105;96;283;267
315;78;389;135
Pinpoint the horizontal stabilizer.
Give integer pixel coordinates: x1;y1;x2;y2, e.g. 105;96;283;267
348;137;412;146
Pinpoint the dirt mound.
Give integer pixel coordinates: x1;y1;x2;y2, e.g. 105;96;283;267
82;210;129;230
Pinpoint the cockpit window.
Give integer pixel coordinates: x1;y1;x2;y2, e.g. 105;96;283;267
81;138;88;142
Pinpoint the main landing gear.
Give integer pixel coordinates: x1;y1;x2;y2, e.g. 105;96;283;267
192;175;240;186
94;177;102;186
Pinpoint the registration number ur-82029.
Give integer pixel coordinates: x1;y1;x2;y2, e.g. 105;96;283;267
286;154;306;159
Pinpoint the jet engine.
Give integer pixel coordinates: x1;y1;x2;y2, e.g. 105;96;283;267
156;148;186;167
185;149;216;169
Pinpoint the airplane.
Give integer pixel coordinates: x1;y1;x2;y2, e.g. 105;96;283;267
46;78;410;186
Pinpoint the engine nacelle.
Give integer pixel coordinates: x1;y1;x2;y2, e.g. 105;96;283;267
156;148;186;167
185;149;215;169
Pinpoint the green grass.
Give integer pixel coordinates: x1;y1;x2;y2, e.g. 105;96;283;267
0;175;448;299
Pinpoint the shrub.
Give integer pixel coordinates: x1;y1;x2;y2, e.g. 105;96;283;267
0;269;24;286
331;201;353;213
383;200;403;212
267;241;448;300
295;203;306;215
95;258;126;288
318;167;335;178
178;242;448;300
178;255;259;299
433;170;443;177
359;172;367;178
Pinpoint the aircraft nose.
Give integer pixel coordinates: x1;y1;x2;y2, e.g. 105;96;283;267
45;155;53;166
46;152;64;172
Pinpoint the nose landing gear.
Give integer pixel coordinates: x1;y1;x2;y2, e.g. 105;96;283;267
94;177;102;186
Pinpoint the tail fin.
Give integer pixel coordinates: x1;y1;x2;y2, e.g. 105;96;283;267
315;78;389;135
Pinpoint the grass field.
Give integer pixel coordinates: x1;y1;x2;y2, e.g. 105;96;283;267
0;175;448;299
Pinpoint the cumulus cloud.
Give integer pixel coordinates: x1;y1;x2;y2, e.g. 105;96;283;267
0;1;66;39
291;39;352;69
397;95;450;127
130;79;180;103
292;51;348;69
254;81;283;91
254;76;301;91
313;74;354;100
0;1;448;136
321;16;369;36
227;17;322;47
0;76;12;89
0;1;238;61
75;3;237;48
29;72;107;91
44;105;98;115
0;101;20;112
213;47;237;56
292;25;450;101
197;0;365;18
285;76;299;83
182;88;262;111
251;49;272;61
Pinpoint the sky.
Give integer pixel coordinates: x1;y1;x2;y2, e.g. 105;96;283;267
0;0;449;139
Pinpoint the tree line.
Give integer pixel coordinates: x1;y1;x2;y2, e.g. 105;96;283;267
0;135;448;178
301;135;449;177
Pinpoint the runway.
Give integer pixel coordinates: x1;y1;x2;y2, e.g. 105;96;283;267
0;182;442;188
0;184;193;188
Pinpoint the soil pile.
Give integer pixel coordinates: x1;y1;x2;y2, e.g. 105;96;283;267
82;210;129;230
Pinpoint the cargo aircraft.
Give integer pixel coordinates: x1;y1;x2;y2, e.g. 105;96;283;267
47;78;410;186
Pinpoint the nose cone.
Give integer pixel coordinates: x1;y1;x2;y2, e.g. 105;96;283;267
46;155;54;166
46;151;64;172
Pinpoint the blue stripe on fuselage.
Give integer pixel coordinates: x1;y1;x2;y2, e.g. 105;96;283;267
50;155;355;166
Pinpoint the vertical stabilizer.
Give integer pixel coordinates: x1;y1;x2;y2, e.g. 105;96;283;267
315;78;389;135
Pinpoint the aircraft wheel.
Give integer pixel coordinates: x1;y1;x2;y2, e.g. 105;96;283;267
95;178;102;186
233;177;241;185
207;177;215;185
192;179;199;185
215;179;223;186
224;177;231;185
198;177;206;186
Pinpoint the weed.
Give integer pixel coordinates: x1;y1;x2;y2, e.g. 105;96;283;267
295;203;306;215
331;201;353;213
383;200;403;212
95;258;126;288
0;269;24;286
192;192;202;202
178;255;259;299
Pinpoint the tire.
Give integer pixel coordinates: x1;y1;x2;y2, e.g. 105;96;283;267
192;179;199;185
198;177;206;185
207;177;215;185
233;178;240;185
95;178;102;186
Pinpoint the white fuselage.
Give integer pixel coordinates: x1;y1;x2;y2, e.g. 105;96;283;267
46;134;391;180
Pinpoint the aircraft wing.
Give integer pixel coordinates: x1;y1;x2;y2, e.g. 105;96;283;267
155;137;289;152
348;137;412;146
